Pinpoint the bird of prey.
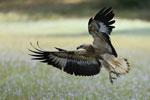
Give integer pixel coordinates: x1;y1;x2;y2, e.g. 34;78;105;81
29;7;130;84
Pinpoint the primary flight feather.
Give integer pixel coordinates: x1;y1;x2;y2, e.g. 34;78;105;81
29;7;130;84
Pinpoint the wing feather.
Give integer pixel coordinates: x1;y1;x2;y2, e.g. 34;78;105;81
29;46;101;76
102;33;117;57
88;7;117;57
91;7;115;35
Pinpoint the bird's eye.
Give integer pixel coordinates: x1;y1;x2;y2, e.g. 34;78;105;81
80;45;84;47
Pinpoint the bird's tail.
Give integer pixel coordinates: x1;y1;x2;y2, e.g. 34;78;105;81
101;54;130;75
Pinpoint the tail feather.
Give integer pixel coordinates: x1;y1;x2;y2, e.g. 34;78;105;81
101;54;130;75
110;58;130;74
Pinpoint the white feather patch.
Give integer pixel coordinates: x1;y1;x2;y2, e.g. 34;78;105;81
59;58;67;68
98;22;109;34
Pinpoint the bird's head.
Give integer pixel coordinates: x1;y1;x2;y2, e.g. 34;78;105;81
88;18;100;33
76;44;91;50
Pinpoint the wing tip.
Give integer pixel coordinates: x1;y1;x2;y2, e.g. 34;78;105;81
88;17;93;25
92;7;115;35
28;42;49;61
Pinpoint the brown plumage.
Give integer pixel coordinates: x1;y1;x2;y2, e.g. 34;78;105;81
29;7;130;84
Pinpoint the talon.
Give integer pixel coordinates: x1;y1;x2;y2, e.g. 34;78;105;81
112;77;117;80
112;72;120;78
110;79;113;84
109;72;117;84
116;74;120;77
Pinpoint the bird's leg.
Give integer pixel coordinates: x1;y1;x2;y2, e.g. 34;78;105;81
112;72;120;77
109;72;116;84
115;73;120;77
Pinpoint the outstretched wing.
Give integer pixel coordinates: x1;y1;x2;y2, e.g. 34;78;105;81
88;7;117;57
89;7;115;35
29;44;101;76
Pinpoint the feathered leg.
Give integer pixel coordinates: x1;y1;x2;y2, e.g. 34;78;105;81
109;71;117;84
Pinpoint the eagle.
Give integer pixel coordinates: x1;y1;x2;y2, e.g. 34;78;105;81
29;7;130;84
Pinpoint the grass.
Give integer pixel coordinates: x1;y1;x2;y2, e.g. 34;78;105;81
0;18;150;100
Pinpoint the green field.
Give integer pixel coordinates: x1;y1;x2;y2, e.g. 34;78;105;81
0;18;150;100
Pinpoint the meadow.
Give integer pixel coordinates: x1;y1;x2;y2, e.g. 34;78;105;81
0;18;150;100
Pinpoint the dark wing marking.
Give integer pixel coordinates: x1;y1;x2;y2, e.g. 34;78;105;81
29;45;101;76
88;18;93;26
55;47;67;52
101;33;117;57
93;7;115;35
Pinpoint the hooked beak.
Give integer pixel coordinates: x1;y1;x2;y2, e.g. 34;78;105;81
76;45;82;50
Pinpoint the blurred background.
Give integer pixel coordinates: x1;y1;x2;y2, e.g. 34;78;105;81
0;0;150;21
0;0;150;100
